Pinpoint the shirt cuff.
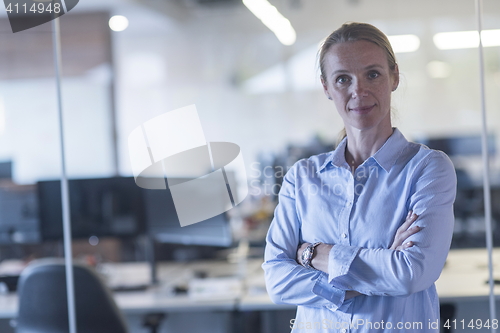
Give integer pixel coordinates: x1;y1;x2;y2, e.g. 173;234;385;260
311;272;345;311
327;244;361;283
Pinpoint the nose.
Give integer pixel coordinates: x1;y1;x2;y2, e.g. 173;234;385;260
351;79;368;99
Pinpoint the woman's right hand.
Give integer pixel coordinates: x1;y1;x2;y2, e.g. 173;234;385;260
390;211;420;251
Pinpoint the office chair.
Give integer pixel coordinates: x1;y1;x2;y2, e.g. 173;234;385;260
16;259;129;333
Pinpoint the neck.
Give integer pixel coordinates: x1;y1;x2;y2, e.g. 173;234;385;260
344;124;393;170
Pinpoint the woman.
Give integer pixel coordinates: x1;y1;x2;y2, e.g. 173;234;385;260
262;22;456;333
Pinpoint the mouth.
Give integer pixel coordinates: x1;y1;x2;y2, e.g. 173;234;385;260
349;104;375;114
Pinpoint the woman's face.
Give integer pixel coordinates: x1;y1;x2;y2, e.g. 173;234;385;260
321;40;399;134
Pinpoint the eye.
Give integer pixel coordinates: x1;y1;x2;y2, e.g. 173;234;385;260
368;71;380;79
335;75;350;84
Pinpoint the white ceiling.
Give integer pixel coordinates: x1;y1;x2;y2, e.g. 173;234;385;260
64;0;500;34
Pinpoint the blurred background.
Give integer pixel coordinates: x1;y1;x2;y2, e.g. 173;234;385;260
0;0;499;332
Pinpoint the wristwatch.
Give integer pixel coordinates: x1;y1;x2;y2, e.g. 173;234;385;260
301;242;322;269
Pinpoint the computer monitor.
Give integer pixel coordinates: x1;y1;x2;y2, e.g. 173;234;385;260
420;134;496;156
142;177;234;284
142;181;232;247
37;177;145;241
0;161;12;180
0;184;40;244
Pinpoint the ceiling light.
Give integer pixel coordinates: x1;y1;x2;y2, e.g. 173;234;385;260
388;34;420;53
243;0;296;45
481;30;500;47
109;15;129;32
426;61;452;79
433;29;500;50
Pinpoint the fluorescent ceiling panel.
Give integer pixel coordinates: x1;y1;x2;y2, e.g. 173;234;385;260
243;0;296;45
434;29;500;50
388;34;420;53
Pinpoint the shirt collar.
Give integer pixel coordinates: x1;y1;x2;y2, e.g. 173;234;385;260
318;128;409;173
318;137;348;172
372;128;408;172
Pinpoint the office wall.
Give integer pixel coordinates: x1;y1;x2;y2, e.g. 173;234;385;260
0;12;115;184
0;0;499;187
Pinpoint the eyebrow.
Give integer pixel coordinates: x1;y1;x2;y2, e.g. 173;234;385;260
330;64;385;77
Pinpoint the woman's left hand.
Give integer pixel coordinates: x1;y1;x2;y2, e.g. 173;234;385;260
297;243;361;299
296;243;332;273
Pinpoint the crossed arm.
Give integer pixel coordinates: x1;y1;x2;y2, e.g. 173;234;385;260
296;211;420;300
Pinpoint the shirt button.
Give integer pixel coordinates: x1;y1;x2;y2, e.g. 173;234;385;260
341;233;347;238
341;329;347;333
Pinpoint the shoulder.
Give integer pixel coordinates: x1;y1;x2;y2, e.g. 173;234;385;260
412;143;455;170
405;143;456;185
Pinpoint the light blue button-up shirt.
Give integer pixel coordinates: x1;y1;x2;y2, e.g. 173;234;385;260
263;128;456;333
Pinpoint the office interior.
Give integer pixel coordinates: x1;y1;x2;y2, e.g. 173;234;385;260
0;0;500;332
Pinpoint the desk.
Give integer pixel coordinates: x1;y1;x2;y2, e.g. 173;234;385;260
104;261;240;314
436;248;500;302
0;250;500;331
0;259;244;319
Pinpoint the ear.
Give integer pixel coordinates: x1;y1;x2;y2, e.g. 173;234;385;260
320;75;331;99
391;64;400;92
